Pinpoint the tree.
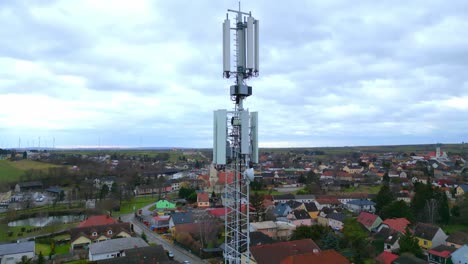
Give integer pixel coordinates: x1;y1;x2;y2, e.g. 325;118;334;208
58;190;65;202
322;232;340;251
399;228;423;258
382;172;390;184
380;200;413;221
250;192;264;222
99;184;109;200
141;232;148;242
36;251;45;264
22;151;27;159
343;218;370;263
374;184;394;214
291;225;330;242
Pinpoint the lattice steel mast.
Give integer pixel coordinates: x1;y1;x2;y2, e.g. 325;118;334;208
213;4;259;264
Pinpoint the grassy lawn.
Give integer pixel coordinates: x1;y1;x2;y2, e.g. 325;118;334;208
0;223;78;243
442;224;468;234
36;243;70;256
342;185;381;194
62;260;90;264
114;196;157;216
0;160;63;183
0;160;24;181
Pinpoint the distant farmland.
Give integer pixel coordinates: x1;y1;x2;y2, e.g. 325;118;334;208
0;160;62;183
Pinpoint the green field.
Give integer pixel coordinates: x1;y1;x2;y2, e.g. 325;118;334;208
114;196;158;216
0;160;63;183
0;223;77;243
36;243;70;256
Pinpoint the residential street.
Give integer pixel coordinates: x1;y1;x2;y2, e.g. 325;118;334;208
121;204;206;264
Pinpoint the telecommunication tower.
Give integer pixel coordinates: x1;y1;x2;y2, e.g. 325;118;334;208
213;4;259;264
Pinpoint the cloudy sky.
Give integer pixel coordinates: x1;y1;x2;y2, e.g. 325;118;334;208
1;0;467;149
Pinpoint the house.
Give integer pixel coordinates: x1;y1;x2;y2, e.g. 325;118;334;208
455;184;468;197
445;231;468;249
343;165;364;174
249;239;321;264
303;202;319;220
169;179;181;191
95;244;171;264
375;251;398;264
413;223;448;250
275;221;296;241
272;194;295;203
0;241;35;264
315;197;341;210
149;215;170;233
375;227;401;253
70;222;133;250
347;199;375;213
15;181;43;192
45;186;64;197
357;212;382;232
327;213;348;231
155;200;176;211
427;245;457;264
250;221;278;239
78;215;118;228
392;253;427;264
294;194;315;203
280;250;350;264
378;218;410;234
275;203;293;218
88;237;148;261
451;245;468;264
197;192;210;208
169;211;193;230
93;176;116;190
290;210;312;226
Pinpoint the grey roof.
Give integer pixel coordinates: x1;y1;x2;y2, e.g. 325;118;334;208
170;211;193;225
347;199;376;206
89;237;148;255
272;193;295;200
0;241;35;256
446;231;468;245
327;213;348;222
414;223;440;240
293;209;311;220
294;194;315;200
304;202;318;212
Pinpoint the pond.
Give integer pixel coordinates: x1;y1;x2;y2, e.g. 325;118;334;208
8;215;85;227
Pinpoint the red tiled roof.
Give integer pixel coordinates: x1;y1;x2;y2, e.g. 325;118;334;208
322;171;334;177
382;218;410;233
428;249;451;258
251;239;321;264
375;251;398;264
217;171;241;185
197;192;209;203
280;250;349;264
357;212;379;228
78;215;118;227
316;197;341;205
207;207;231;217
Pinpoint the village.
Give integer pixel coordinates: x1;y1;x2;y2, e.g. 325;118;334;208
0;144;467;263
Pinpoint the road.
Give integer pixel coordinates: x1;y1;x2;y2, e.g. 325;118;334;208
121;204;205;264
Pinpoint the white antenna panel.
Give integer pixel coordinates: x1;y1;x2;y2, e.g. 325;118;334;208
214;109;227;164
223;18;231;73
254;20;259;72
246;16;254;69
241;110;250;154
251;112;258;163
